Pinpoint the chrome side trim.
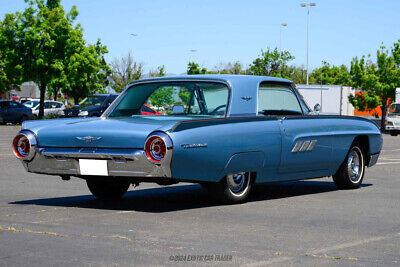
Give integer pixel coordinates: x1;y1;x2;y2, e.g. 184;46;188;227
306;140;317;151
291;142;302;153
299;141;310;152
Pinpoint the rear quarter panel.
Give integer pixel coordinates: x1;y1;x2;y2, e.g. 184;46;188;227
169;118;281;182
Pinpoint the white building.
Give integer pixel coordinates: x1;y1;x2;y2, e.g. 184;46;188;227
296;84;355;116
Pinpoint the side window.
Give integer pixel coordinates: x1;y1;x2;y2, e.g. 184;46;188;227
203;86;229;115
9;102;19;108
56;103;62;108
258;83;302;115
44;102;51;109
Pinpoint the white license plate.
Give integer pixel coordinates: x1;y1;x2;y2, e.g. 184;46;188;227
79;159;108;176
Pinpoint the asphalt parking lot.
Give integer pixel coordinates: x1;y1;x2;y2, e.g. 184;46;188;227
0;125;399;266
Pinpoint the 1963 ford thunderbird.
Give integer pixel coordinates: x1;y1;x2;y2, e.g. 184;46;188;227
13;75;383;203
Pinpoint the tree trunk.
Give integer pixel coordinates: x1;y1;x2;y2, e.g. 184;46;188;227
381;101;387;132
74;96;80;106
53;87;58;101
39;82;46;118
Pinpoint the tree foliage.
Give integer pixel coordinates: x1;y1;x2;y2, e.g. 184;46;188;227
348;44;400;129
187;62;207;75
110;53;143;92
64;38;110;104
149;65;166;77
311;61;351;85
148;87;174;109
0;0;108;114
214;61;245;74
248;47;294;78
0;13;24;95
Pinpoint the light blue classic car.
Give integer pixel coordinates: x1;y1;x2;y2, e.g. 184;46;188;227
13;75;383;203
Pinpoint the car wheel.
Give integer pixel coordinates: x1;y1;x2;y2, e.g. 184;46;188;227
333;142;365;189
86;177;130;200
390;131;398;136
203;172;253;204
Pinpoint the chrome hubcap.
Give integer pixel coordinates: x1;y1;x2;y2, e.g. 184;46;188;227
227;172;250;196
347;148;363;183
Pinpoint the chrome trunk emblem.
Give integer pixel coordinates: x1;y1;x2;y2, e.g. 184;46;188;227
76;136;102;143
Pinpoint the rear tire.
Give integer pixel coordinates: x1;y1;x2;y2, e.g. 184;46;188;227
390;131;398;136
86;177;130;200
333;142;365;189
202;172;253;204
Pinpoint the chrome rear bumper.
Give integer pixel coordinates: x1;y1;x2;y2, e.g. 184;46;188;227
21;147;172;178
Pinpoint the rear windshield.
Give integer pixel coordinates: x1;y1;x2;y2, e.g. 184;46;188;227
24;100;39;108
108;82;229;118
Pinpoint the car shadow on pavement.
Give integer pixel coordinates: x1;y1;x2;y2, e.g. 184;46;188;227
10;180;372;213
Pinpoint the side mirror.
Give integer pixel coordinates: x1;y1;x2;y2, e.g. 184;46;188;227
313;104;321;114
172;105;184;113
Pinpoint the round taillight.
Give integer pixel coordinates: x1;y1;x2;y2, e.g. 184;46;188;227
145;136;167;162
13;134;31;159
12;131;37;161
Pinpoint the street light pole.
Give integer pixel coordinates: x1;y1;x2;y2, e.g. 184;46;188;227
279;23;287;53
300;3;316;85
189;49;197;62
130;33;138;57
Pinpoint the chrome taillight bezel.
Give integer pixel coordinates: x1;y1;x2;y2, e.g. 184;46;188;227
12;130;37;161
144;132;173;164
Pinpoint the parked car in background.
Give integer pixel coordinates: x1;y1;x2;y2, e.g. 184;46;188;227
23;100;65;117
13;75;382;204
385;103;400;136
140;104;162;115
63;94;118;117
0;100;33;124
19;97;33;104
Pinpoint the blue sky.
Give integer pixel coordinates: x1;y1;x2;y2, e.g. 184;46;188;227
1;0;400;74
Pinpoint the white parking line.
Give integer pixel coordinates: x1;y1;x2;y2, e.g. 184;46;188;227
376;162;400;165
310;232;400;255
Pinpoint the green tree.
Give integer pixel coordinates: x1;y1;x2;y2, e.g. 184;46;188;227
111;53;142;92
187;62;207;74
149;65;166;77
311;61;351;85
178;88;190;106
214;61;244;74
148;87;174;110
348;44;400;130
0;13;24;95
248;47;294;78
64;37;110;104
289;65;308;84
16;0;82;117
